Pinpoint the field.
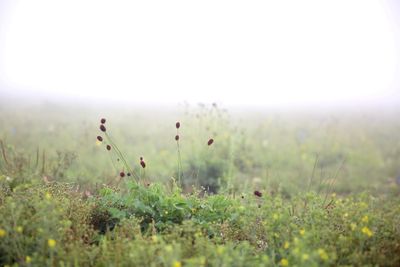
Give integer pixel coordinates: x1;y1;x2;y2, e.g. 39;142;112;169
0;100;400;266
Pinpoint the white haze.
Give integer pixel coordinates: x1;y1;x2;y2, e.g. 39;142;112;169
0;0;399;108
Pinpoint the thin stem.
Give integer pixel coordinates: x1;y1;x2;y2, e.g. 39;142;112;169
104;132;140;181
323;158;346;206
176;140;182;186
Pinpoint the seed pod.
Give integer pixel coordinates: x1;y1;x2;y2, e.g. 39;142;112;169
120;171;125;178
97;136;103;142
176;122;180;129
100;125;106;132
127;173;131;177
106;145;111;151
207;138;214;146
254;190;262;197
140;160;146;169
140;156;143;161
175;135;179;141
100;118;106;124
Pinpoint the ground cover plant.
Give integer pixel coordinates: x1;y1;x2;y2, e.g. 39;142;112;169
0;101;400;266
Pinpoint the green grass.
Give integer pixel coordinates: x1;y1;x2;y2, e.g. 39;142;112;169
0;101;400;266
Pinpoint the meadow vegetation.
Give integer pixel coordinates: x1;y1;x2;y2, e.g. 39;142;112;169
0;100;399;266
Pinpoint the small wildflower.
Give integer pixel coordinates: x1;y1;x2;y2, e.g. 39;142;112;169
284;241;290;249
361;215;369;223
318;249;329;261
280;258;289;266
97;136;103;142
120;171;125;178
350;223;357;231
207;138;214;146
100;118;106;124
151;235;158;243
45;192;52;200
361;226;373;237
0;228;6;237
25;256;32;264
176;122;180;129
140;159;146;168
300;229;305;236
106;145;111;151
172;261;182;267
175;135;179;141
100;125;106;132
254;190;262;197
16;226;23;233
48;239;56;248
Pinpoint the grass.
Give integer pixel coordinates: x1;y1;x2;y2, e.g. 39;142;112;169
0;100;400;266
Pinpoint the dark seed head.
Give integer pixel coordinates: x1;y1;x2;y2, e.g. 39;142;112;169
120;171;125;178
207;138;214;146
140;160;146;169
97;136;103;142
175;135;179;141
140;156;143;161
127;173;131;177
100;125;106;132
100;118;106;124
254;190;262;197
176;122;180;129
106;145;111;151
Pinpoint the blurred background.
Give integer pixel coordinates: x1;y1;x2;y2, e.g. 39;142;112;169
0;1;399;195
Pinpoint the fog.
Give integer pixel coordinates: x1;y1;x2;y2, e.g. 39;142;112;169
1;1;400;109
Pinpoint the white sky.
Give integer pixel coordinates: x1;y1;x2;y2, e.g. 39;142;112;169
0;0;399;107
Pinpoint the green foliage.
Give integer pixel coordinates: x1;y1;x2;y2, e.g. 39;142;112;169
1;102;400;266
0;180;399;266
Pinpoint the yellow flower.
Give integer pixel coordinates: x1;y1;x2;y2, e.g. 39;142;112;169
0;228;6;237
172;261;181;267
151;235;158;243
361;215;369;223
361;226;373;237
318;249;328;261
26;256;32;263
16;226;23;233
45;192;52;200
217;246;225;255
48;239;56;248
283;241;290;249
350;223;357;231
299;229;305;236
280;258;289;266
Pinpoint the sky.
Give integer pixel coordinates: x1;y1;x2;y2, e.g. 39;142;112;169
0;0;399;107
